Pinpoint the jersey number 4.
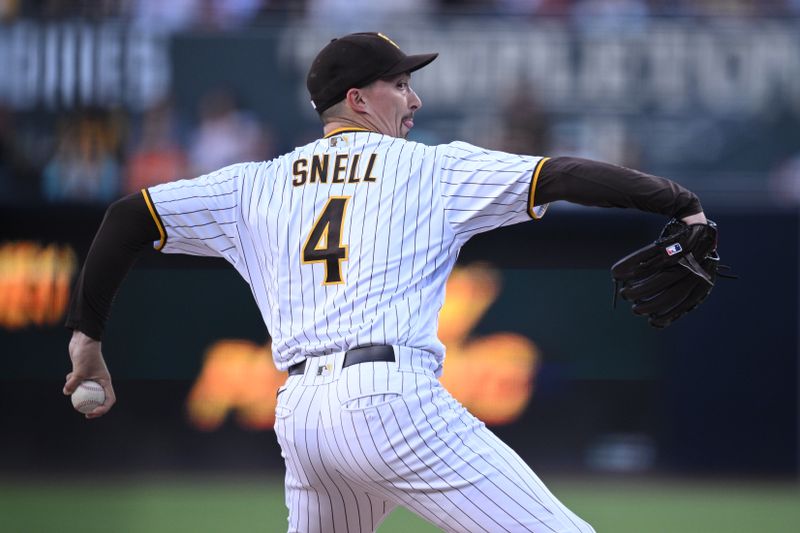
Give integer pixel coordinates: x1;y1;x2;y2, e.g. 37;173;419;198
302;196;350;285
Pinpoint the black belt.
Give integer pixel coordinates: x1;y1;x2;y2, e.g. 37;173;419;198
288;345;395;376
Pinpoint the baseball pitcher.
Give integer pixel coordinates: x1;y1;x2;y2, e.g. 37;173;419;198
64;33;722;532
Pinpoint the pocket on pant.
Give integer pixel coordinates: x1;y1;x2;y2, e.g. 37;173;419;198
274;385;292;419
341;392;403;411
275;404;293;419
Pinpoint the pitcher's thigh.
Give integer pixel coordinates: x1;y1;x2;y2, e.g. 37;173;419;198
276;406;395;531
397;383;595;532
282;463;396;533
412;427;594;533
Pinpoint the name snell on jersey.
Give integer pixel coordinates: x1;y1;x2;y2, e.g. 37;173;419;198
292;153;379;187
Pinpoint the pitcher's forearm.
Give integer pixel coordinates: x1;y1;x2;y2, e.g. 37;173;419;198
65;192;161;339
535;157;702;219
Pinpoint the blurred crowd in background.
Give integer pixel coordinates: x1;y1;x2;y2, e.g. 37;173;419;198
2;0;800;206
0;86;550;204
0;90;275;204
4;0;800;24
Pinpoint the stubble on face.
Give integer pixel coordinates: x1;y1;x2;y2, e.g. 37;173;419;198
361;74;420;139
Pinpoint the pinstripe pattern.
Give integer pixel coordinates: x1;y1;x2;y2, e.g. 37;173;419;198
275;347;594;532
148;135;545;371
147;132;593;532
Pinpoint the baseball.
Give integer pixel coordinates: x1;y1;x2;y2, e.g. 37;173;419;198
71;380;105;414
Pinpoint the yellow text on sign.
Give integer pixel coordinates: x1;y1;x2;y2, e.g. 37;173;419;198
186;264;539;431
0;242;77;330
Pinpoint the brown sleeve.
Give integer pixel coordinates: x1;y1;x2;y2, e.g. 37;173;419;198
65;191;161;340
533;156;702;219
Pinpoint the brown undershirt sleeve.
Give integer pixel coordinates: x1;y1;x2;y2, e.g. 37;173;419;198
65;191;162;340
533;156;702;219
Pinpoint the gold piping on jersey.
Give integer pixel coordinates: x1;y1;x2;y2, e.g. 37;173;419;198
141;188;167;251
527;157;550;220
323;127;372;139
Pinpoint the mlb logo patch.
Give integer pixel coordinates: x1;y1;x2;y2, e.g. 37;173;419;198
329;136;349;148
316;363;333;377
665;243;683;256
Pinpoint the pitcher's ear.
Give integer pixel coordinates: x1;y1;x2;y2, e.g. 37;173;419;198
345;88;368;114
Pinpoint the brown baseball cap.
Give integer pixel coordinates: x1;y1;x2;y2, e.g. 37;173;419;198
306;32;438;115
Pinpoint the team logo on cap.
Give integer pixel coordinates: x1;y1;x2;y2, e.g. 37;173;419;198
377;33;400;49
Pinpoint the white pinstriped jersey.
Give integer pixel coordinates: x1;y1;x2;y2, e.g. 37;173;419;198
147;129;548;372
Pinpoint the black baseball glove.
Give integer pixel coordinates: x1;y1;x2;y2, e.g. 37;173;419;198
611;219;727;328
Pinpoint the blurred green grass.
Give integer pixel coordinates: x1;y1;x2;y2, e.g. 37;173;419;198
0;476;798;532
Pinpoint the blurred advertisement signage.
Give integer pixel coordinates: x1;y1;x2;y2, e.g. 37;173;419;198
0;21;170;110
186;264;539;431
0;241;76;329
282;21;800;116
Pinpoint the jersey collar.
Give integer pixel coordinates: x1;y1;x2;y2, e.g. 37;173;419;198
323;127;373;139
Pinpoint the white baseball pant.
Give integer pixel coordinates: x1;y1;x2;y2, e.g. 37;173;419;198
274;346;596;533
